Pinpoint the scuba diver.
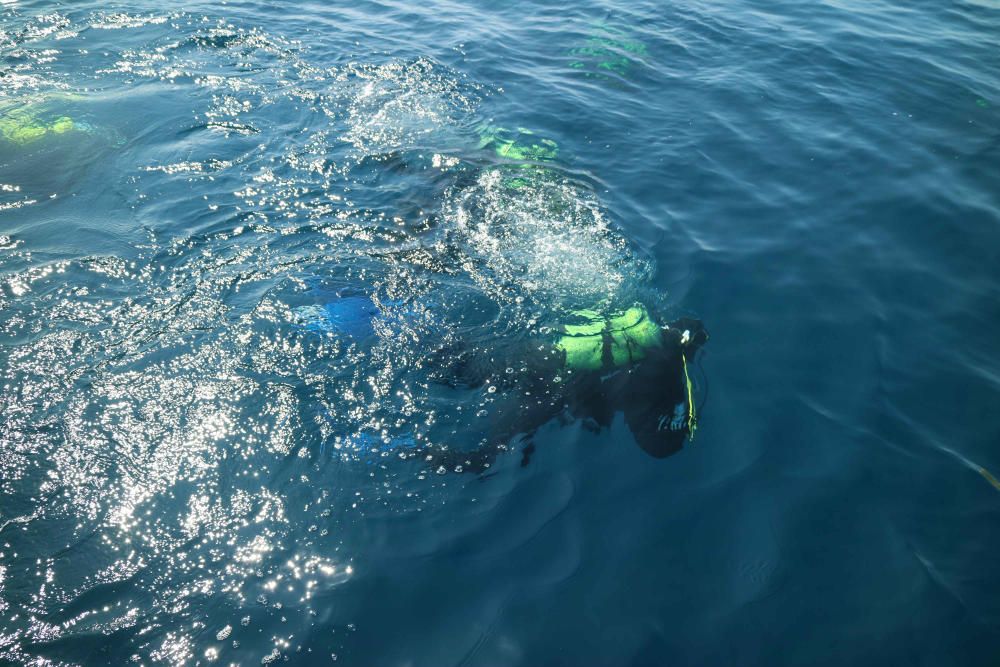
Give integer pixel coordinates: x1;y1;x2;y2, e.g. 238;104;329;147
294;124;707;473
296;296;707;473
432;303;707;472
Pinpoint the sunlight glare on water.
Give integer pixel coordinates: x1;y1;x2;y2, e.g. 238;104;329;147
0;6;653;663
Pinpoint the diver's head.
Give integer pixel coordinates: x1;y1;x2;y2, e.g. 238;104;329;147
664;317;708;355
614;316;706;459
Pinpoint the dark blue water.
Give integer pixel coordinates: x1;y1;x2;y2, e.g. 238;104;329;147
2;0;999;664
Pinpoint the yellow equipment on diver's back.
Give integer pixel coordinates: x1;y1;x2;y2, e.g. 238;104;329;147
555;304;663;371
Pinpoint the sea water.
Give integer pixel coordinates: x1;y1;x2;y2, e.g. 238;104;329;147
1;0;999;664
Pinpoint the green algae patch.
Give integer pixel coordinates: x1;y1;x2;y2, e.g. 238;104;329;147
568;21;648;78
50;117;75;134
479;126;559;163
478;125;560;190
0;108;79;145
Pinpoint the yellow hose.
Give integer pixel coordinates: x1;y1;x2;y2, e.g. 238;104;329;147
979;466;1000;492
682;352;696;440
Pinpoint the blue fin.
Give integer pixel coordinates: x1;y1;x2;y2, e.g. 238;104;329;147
293;295;379;339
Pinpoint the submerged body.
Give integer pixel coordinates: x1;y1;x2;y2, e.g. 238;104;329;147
296;296;707;471
440;308;708;471
292;126;707;472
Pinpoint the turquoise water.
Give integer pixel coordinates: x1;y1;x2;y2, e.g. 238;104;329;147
1;0;999;664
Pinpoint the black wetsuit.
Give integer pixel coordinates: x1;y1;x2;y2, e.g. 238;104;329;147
430;317;708;472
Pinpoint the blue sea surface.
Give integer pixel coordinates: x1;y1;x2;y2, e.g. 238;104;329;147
1;0;999;664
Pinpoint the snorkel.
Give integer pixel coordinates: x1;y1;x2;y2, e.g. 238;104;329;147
665;316;708;439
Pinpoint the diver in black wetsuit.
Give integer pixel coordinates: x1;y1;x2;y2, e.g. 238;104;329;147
429;306;708;473
293;293;707;471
